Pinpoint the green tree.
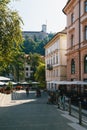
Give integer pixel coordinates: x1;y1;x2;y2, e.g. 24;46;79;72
27;53;44;81
22;33;54;56
0;0;23;71
34;63;46;88
23;37;36;54
11;52;25;82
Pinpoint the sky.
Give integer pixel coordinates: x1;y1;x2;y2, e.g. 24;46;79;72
10;0;68;33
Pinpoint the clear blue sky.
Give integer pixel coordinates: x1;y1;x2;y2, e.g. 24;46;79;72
10;0;67;33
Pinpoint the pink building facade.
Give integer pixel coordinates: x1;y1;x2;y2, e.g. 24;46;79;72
63;0;87;81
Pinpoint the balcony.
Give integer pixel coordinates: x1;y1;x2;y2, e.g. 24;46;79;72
47;64;53;70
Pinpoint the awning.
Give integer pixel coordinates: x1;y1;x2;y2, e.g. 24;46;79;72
71;81;87;85
47;81;87;85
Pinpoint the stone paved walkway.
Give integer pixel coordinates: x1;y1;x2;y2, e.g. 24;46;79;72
0;90;87;130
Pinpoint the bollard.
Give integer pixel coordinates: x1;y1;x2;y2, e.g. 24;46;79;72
69;98;71;115
79;101;82;125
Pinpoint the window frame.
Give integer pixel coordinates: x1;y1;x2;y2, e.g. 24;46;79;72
84;26;87;40
84;55;87;73
84;0;87;13
71;13;74;24
71;34;74;47
26;67;29;71
71;59;75;74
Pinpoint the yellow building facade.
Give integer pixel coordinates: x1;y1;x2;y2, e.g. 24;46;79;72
44;31;67;90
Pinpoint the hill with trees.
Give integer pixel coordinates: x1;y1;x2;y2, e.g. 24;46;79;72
22;33;54;55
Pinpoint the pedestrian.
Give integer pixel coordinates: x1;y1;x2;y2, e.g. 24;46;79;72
36;88;41;97
61;93;66;110
26;87;29;96
58;95;62;108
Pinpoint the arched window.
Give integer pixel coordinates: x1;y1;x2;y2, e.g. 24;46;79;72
84;55;87;73
71;59;75;74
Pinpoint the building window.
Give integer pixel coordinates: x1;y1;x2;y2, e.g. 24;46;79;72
56;54;58;64
71;13;74;24
84;1;87;12
71;59;75;74
26;72;28;77
84;26;87;40
53;56;55;64
54;70;55;77
71;34;74;47
56;69;58;77
84;55;87;73
26;67;28;71
84;78;87;81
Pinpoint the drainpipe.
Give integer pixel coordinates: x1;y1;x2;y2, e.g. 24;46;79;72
79;0;81;80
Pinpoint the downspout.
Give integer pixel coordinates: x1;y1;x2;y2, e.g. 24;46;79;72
79;0;81;80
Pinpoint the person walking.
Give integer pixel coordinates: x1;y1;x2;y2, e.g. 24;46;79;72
58;94;62;108
26;87;29;96
61;93;66;110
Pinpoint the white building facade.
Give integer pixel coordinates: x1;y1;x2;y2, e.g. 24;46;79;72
44;31;67;91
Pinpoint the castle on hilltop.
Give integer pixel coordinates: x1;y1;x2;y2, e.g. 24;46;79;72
22;24;48;40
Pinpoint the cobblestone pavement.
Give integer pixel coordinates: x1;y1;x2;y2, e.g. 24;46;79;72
0;90;87;130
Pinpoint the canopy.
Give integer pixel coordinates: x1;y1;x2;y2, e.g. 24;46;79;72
0;81;5;86
0;76;10;81
71;81;87;85
5;81;17;85
47;81;87;85
32;82;39;84
21;82;29;85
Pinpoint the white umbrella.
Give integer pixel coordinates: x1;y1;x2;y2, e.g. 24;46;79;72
11;82;17;85
0;76;10;81
0;81;5;85
5;81;17;85
21;82;29;85
32;82;39;84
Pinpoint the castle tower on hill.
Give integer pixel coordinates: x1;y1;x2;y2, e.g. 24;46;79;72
22;24;48;40
42;24;47;33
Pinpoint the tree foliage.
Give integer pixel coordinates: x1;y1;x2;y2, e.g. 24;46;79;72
23;36;36;54
0;0;23;71
26;53;45;81
34;63;45;88
10;52;25;81
22;33;54;55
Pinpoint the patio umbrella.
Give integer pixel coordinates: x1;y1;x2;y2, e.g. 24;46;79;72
5;81;17;85
21;82;29;85
0;81;5;86
0;76;10;81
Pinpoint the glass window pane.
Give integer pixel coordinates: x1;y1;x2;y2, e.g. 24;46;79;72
71;59;75;74
85;26;87;40
84;55;87;73
85;1;87;12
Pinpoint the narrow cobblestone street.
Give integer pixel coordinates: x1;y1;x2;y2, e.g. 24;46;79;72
0;90;86;130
